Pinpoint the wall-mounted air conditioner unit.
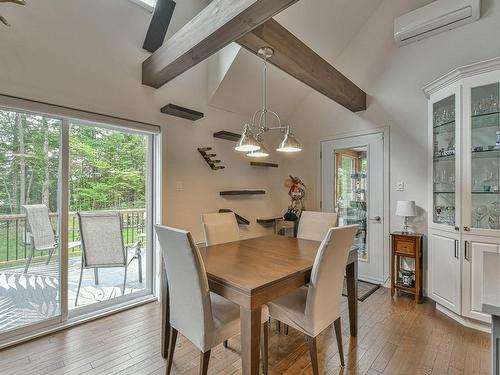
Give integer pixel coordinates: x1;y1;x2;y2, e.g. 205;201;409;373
394;0;480;47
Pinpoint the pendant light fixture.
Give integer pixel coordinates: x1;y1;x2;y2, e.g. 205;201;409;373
235;47;302;156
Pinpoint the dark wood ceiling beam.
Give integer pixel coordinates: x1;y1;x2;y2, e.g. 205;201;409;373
236;19;367;112
142;0;298;88
143;0;176;53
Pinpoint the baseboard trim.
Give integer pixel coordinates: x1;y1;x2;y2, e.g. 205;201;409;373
436;303;491;333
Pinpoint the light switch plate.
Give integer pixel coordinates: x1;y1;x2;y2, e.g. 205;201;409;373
396;181;405;191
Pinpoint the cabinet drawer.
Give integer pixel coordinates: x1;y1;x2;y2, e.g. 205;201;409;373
395;239;416;256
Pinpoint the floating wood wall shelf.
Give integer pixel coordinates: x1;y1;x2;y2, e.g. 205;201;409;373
256;216;283;224
218;209;250;225
250;162;279;168
213;130;241;142
162;104;204;121
198;147;225;170
220;190;265;196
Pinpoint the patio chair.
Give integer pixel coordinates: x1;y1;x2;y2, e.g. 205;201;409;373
22;204;58;274
75;211;140;306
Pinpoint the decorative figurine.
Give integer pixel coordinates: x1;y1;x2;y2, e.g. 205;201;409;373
284;175;306;221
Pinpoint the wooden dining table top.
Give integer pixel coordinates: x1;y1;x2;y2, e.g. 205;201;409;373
199;235;356;296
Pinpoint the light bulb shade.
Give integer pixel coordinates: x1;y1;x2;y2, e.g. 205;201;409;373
235;125;260;152
395;200;417;217
247;142;269;158
276;131;302;152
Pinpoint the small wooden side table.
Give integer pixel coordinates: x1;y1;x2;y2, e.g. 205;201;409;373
390;232;423;303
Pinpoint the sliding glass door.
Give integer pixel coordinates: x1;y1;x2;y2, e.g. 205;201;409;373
0;104;157;343
68;120;152;312
0;109;63;333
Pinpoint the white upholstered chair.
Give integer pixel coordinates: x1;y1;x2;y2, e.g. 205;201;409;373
297;211;338;242
155;225;269;375
201;212;240;245
268;224;359;373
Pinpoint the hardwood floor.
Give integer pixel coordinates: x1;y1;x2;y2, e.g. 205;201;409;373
0;287;490;375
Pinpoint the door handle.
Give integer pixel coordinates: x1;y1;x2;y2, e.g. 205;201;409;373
371;216;381;222
464;241;470;261
454;240;459;259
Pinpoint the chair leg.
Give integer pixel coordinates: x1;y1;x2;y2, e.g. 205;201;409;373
46;247;55;265
24;247;33;274
333;318;345;367
261;322;269;375
94;268;99;285
306;335;319;375
123;265;128;296
199;350;211;375
137;251;143;283
223;340;228;348
166;327;178;375
75;264;84;307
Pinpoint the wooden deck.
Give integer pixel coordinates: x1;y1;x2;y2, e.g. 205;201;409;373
0;288;490;374
0;248;146;332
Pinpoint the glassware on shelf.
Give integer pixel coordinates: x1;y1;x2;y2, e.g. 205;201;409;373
473;205;488;227
433;105;455;126
472;94;499;116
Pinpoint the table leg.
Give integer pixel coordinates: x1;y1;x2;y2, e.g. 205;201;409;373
346;260;358;337
161;259;170;359
240;306;262;375
492;315;499;375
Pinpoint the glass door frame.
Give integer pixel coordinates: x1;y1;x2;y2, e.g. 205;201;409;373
66;119;157;318
428;84;462;233
320;128;390;284
0;95;160;348
462;70;500;236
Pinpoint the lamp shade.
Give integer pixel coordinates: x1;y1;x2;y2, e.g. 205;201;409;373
235;124;260;152
247;142;269;158
395;200;417;217
276;130;302;153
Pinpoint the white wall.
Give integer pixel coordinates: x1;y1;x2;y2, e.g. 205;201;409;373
286;0;500;239
0;0;297;243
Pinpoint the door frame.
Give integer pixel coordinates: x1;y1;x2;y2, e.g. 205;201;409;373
318;126;390;284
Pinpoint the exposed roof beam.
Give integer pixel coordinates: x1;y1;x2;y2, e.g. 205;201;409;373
142;0;298;88
237;19;367;112
142;0;176;53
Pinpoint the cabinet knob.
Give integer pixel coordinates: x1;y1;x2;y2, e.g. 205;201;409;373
463;226;470;231
454;226;459;231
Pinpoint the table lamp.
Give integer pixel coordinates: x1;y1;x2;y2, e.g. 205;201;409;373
395;200;417;233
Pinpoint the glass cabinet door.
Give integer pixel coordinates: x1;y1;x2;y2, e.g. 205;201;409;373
469;83;500;230
433;95;457;226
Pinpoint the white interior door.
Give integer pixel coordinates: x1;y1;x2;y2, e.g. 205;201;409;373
321;132;386;283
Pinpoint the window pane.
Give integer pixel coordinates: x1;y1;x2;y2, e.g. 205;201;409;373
69;121;149;310
0;109;61;332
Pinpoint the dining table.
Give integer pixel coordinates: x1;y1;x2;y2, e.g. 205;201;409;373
160;234;359;375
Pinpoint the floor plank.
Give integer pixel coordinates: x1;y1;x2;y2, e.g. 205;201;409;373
1;288;491;375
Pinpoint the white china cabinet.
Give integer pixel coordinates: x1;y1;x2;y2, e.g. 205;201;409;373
425;57;500;330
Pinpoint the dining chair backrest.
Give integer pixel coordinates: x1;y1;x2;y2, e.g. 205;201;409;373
305;224;358;335
201;212;240;246
297;211;338;242
155;225;213;351
77;211;126;267
22;204;56;250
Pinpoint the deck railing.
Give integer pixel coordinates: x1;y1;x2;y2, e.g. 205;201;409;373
0;208;146;266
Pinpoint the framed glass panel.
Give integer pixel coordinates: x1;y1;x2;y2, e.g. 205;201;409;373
433;95;456;226
470;83;500;230
0;109;62;333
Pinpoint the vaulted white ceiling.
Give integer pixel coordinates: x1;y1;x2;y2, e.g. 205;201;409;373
206;0;384;118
